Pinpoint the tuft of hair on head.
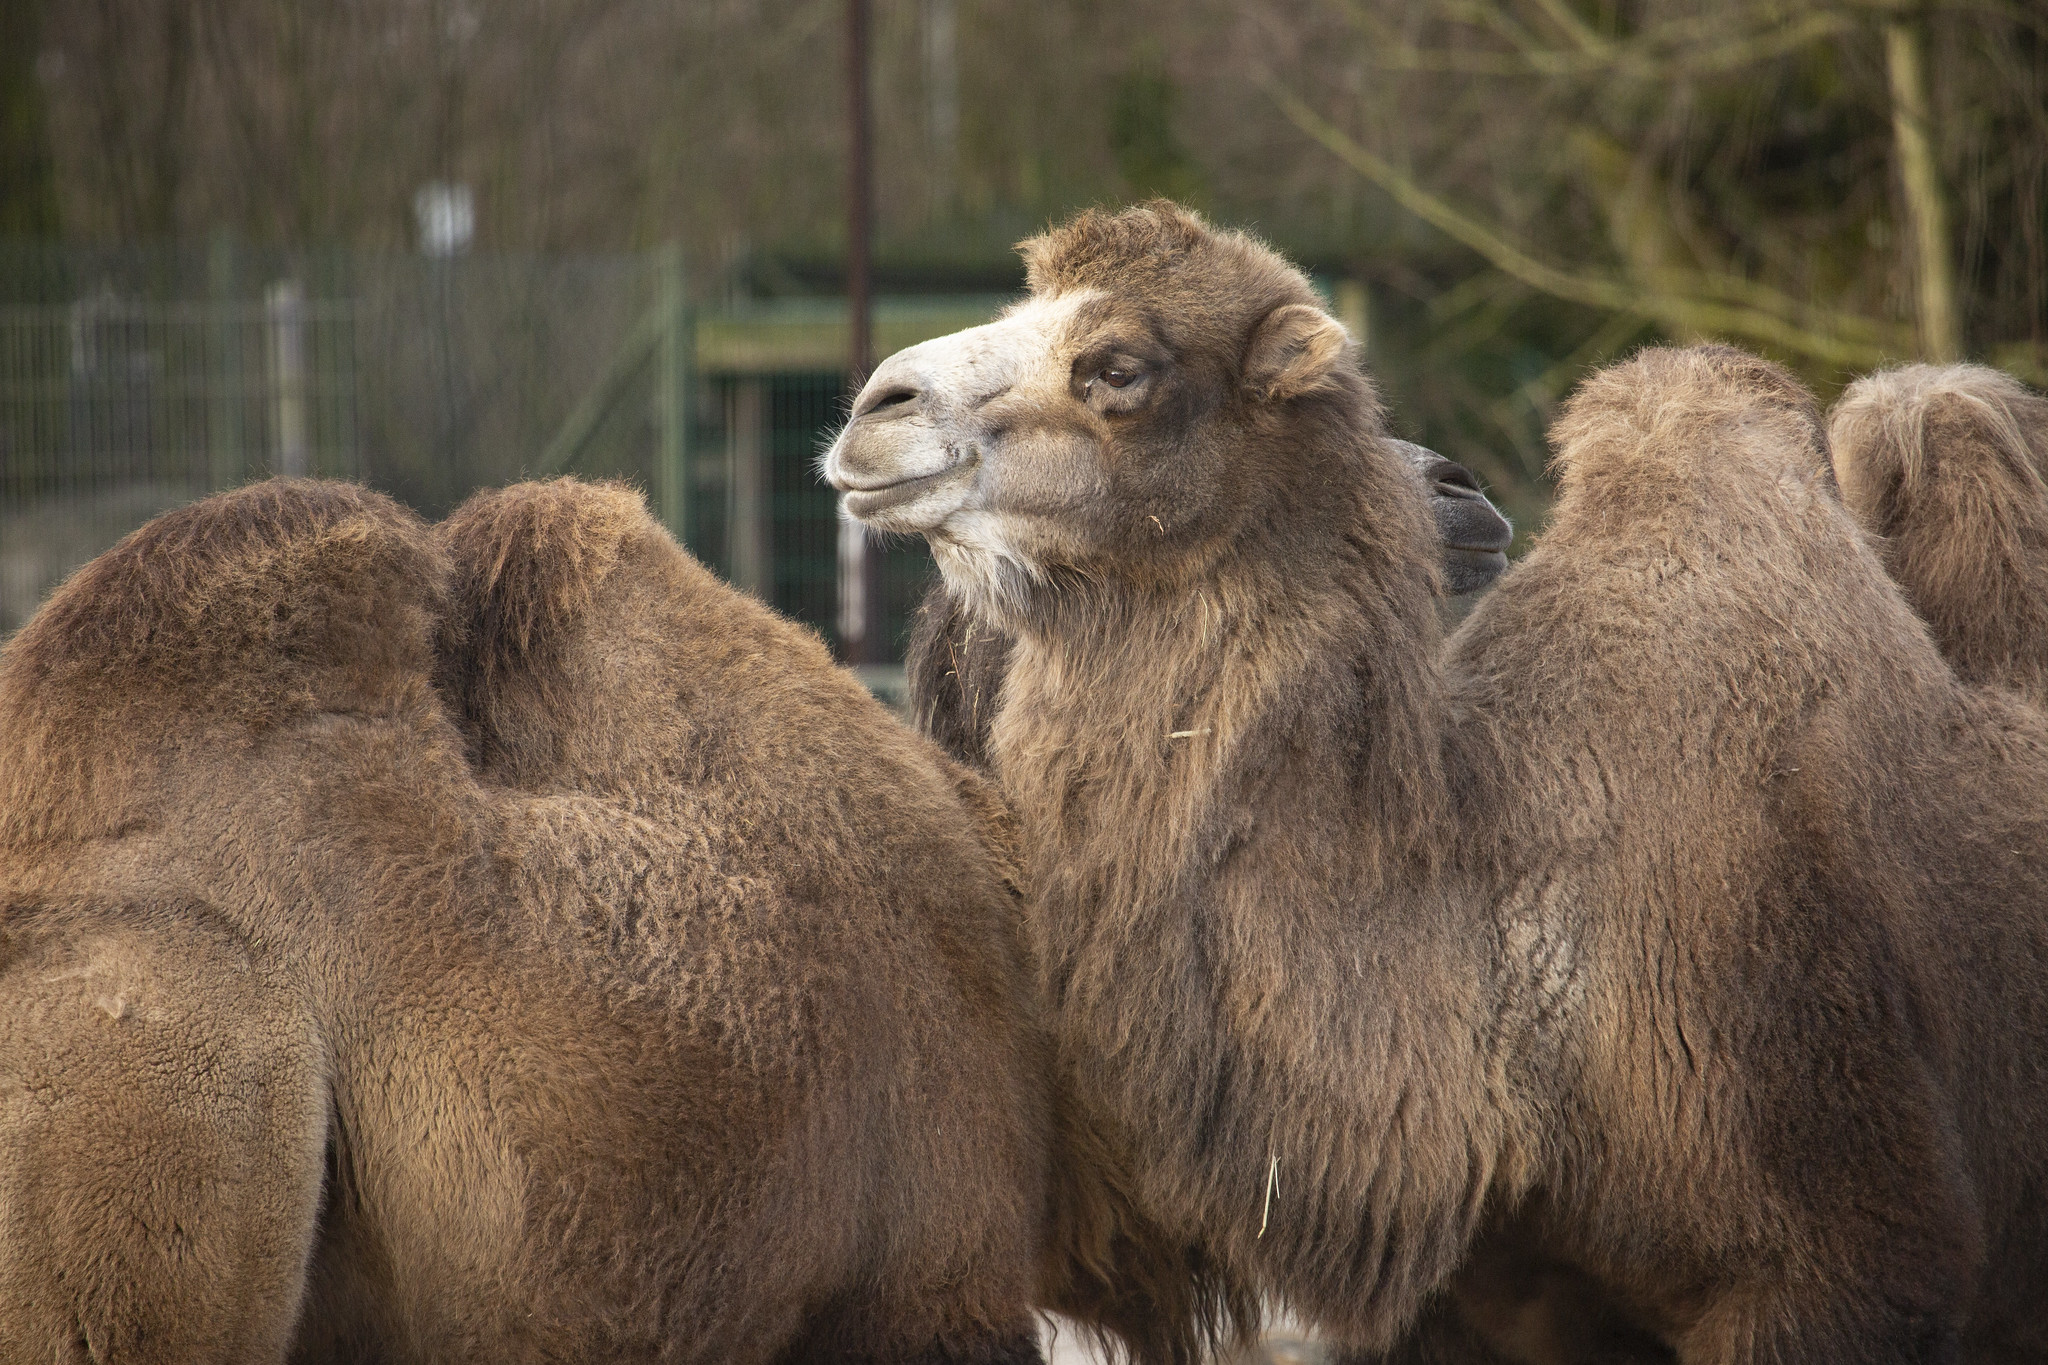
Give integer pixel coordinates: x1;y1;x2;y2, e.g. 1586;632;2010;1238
1828;363;2048;699
1017;199;1220;298
1018;200;1356;410
1549;343;1828;492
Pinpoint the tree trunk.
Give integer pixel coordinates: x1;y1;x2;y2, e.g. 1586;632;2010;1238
1885;16;1961;362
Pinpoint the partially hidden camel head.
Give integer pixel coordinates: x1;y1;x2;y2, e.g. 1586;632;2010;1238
825;200;1414;624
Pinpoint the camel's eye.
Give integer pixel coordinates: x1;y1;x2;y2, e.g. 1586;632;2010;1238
1075;349;1157;411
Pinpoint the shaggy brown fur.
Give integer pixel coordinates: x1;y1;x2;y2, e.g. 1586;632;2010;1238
905;446;1511;770
827;202;2048;1361
1830;363;2048;707
0;477;1052;1363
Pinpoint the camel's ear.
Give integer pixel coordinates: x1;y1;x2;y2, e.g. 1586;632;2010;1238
1243;303;1350;402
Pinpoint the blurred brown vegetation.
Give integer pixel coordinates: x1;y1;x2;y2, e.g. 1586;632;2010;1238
6;0;2043;520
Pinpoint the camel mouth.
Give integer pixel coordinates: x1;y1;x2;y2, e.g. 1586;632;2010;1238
839;452;980;523
1447;528;1513;555
1431;478;1513;559
1446;542;1510;562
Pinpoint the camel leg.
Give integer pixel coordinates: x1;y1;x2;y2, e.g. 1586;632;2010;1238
0;904;328;1364
1353;1278;1959;1365
902;1330;1046;1365
1337;1297;1521;1365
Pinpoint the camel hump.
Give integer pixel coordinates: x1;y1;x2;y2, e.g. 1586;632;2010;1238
1831;363;2048;508
437;477;655;678
436;480;659;716
0;479;445;851
1548;344;1831;508
2;478;444;730
1829;364;2048;700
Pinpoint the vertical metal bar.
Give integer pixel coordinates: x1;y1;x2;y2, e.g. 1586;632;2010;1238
655;240;691;543
727;375;770;596
840;0;885;662
266;279;308;478
334;299;360;481
205;235;243;491
848;0;873;391
925;0;958;217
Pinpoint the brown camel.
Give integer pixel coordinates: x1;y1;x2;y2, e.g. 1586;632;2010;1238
0;477;1052;1363
1830;362;2048;708
826;202;2048;1361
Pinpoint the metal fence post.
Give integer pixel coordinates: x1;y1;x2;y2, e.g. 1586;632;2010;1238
726;376;770;596
265;279;309;478
655;241;691;543
207;232;244;490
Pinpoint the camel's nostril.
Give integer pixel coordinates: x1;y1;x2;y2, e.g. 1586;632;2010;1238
1422;457;1483;497
860;386;921;419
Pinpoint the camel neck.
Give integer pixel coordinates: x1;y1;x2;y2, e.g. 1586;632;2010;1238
983;514;1508;1340
991;512;1451;901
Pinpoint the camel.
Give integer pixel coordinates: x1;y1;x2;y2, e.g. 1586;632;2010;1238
825;202;2048;1361
902;444;1518;1360
0;477;1053;1363
1829;362;2048;708
906;442;1511;769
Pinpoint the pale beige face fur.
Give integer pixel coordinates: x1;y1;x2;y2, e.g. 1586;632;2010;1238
824;290;1186;620
825;234;1376;632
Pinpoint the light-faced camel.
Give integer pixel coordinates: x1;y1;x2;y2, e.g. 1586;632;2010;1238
0;478;1052;1363
825;202;2048;1362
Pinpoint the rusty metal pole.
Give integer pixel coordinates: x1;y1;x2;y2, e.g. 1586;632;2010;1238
847;0;873;386
838;0;885;663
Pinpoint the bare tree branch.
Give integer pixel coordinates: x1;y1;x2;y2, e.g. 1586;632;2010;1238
1267;79;1915;366
1520;0;1613;57
1338;1;1857;80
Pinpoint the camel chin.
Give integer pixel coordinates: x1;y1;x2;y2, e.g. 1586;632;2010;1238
836;200;2048;1363
826;424;979;533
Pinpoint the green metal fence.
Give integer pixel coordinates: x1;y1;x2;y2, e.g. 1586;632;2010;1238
0;240;1007;662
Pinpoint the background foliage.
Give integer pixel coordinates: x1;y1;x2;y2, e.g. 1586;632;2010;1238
5;0;2044;527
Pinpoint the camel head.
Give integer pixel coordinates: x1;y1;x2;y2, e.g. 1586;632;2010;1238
825;201;1390;622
